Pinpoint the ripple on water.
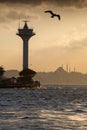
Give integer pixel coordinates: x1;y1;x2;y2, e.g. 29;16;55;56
0;87;87;129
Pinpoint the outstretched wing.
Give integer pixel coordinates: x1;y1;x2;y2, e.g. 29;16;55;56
57;15;61;20
44;10;61;21
44;10;53;15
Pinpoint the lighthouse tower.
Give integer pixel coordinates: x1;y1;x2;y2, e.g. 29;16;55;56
16;21;40;87
16;21;35;70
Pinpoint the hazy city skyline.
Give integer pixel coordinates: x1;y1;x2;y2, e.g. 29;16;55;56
0;0;87;73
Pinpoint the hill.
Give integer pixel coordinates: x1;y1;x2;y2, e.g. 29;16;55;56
4;70;19;78
4;67;87;85
34;67;87;85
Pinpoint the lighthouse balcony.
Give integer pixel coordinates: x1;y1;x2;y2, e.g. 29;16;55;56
17;29;35;36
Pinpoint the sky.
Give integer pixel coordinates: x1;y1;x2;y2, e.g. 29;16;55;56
0;0;87;73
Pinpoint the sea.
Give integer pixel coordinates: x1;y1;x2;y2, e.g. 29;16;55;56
0;85;87;130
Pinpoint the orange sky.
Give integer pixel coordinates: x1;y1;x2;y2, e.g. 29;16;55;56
0;0;87;73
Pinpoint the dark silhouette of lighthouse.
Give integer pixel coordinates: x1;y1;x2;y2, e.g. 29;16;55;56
16;20;40;87
16;21;35;69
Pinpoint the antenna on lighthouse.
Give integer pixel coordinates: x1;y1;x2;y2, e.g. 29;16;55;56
22;20;29;23
18;16;21;29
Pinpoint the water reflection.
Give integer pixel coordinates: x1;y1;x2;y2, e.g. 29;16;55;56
38;109;87;129
0;87;87;130
0;108;87;129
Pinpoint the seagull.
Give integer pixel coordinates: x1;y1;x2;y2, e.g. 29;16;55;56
44;10;61;20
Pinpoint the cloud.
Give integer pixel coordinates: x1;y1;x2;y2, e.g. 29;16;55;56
54;0;87;8
6;11;38;21
0;0;87;24
64;37;87;51
0;6;39;24
0;0;87;8
36;37;87;55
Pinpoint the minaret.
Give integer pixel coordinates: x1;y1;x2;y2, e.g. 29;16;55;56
66;64;69;72
16;21;35;70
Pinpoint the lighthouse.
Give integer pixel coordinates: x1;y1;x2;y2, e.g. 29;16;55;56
16;20;38;86
16;21;35;70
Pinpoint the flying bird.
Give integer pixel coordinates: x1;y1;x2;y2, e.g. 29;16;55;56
44;10;61;20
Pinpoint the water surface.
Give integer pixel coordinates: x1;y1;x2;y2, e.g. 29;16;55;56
0;85;87;130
